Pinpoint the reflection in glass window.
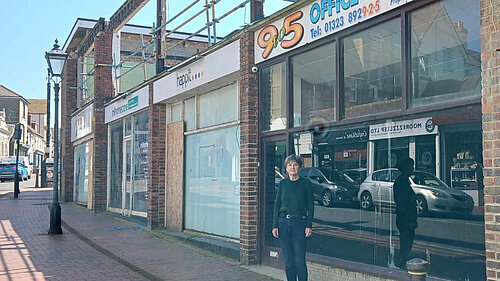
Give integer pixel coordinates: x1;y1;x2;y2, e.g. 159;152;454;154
343;18;402;118
284;124;483;279
184;126;240;238
109;121;123;208
292;43;336;127
261;62;286;131
133;111;148;212
410;0;480;107
199;83;238;128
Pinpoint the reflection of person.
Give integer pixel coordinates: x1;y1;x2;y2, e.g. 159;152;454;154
272;155;314;281
393;157;417;270
471;161;484;206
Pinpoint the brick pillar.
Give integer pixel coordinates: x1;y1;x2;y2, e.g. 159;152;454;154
148;83;166;228
239;32;259;265
61;56;78;202
481;2;500;280
91;27;113;212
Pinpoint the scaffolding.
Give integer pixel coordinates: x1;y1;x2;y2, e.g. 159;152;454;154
78;0;255;101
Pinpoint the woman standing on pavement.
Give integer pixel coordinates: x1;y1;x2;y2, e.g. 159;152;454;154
272;155;314;281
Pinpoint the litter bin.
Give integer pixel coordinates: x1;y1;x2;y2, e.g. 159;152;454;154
46;159;54;188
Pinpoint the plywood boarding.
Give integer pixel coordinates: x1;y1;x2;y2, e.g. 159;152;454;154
166;121;184;231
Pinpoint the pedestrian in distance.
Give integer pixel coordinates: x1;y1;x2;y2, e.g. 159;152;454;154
272;155;314;281
393;157;417;270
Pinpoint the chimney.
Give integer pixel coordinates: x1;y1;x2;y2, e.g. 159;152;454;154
454;21;468;49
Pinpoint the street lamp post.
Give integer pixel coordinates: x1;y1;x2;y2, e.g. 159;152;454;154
46;39;67;235
41;68;51;188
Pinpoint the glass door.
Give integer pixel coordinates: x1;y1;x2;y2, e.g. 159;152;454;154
123;138;133;214
260;138;287;266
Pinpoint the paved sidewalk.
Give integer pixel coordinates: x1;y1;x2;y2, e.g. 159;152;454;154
0;188;284;281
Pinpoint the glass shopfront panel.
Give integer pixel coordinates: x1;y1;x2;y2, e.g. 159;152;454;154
261;125;484;280
109;121;123;208
133;111;149;212
292;42;336;127
261;62;287;131
410;0;481;108
199;83;238;128
184;97;196;131
184;126;240;238
74;142;90;204
108;111;149;213
343;18;402;118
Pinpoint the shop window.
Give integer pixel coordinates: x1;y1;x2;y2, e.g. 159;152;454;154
292;43;336;126
184;97;196;131
261;62;286;131
171;103;182;123
342;18;402;118
109;121;123;209
410;0;480;108
74;142;90;204
265;120;484;280
199;83;238;128
292;42;336;127
133;111;149;212
184;126;240;238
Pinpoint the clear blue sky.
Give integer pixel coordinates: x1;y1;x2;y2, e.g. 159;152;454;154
0;0;290;100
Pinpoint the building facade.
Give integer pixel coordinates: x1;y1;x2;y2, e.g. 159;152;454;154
58;0;500;280
0;110;13;157
0;85;30;157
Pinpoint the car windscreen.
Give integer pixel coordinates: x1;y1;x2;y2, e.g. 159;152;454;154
411;171;449;188
321;169;356;184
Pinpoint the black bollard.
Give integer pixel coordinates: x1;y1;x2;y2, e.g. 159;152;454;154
406;258;428;281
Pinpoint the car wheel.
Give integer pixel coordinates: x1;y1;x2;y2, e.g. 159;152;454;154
0;179;4;182
360;191;373;211
416;195;428;216
321;190;334;207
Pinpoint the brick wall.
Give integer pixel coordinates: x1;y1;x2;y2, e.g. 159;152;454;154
239;31;259;265
481;1;500;280
147;83;166;229
61;57;78;202
91;27;113;212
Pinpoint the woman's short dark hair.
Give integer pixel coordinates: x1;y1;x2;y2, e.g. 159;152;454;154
284;155;303;168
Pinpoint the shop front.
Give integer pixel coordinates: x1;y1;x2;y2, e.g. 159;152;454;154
153;40;241;238
105;86;149;217
255;0;484;279
71;104;94;205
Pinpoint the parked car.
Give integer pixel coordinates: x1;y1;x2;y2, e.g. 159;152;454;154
0;162;29;182
343;168;368;186
358;168;474;216
299;167;359;207
0;156;31;179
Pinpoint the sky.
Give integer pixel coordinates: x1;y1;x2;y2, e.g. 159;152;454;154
0;0;291;100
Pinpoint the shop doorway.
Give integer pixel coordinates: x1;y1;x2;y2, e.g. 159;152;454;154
259;138;287;266
123;138;132;214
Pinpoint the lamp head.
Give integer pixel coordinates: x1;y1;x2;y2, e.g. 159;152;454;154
45;39;68;78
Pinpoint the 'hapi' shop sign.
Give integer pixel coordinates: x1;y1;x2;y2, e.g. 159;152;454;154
369;117;437;140
254;0;414;63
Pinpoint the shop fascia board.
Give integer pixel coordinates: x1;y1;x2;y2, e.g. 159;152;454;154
152;40;240;104
246;0;315;32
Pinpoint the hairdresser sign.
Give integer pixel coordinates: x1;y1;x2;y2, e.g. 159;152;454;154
255;0;413;63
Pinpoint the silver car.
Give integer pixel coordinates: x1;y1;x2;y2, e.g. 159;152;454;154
358;169;474;216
